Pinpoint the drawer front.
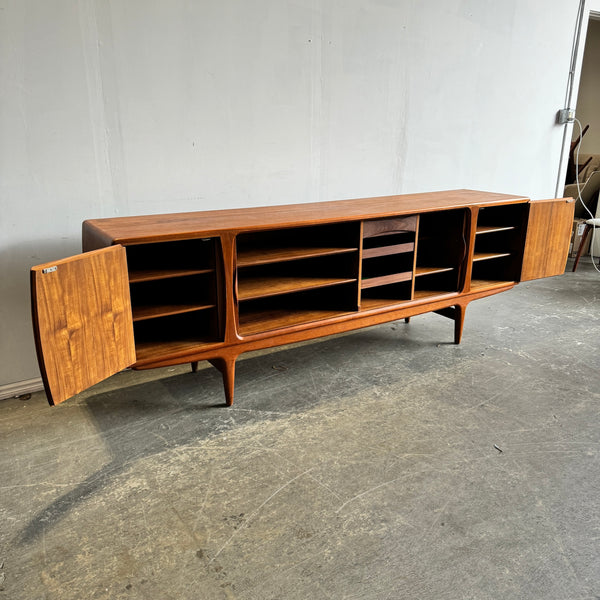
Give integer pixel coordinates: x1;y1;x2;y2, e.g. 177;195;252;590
363;216;417;238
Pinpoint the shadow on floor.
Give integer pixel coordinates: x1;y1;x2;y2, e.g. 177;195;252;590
18;321;443;545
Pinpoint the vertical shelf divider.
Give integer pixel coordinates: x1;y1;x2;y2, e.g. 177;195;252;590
410;215;420;301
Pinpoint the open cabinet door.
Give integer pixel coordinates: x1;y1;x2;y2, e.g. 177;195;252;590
521;198;575;281
31;245;135;405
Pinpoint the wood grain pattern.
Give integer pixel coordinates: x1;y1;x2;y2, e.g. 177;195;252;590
237;276;356;301
82;190;527;245
128;267;213;283
31;246;135;405
472;252;512;262
412;289;459;300
359;297;412;311
470;279;515;291
362;242;414;259
134;337;220;364
237;246;356;267
521;198;575;281
238;308;353;336
475;225;516;235
362;216;418;238
132;303;215;321
414;266;455;276
360;271;412;289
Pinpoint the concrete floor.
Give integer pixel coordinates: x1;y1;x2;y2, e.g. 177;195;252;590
1;259;599;600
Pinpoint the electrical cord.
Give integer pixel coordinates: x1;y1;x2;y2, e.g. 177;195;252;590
573;117;600;273
556;0;586;197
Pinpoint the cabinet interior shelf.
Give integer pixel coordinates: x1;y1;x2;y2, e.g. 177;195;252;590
475;225;516;235
134;338;220;362
237;276;357;301
360;289;459;309
132;303;216;322
362;243;414;259
238;307;355;336
129;268;213;283
237;246;357;267
361;271;412;289
360;297;407;311
470;279;515;291
413;289;460;300
473;252;511;262
414;266;455;277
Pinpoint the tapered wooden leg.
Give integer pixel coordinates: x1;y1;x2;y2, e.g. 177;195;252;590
404;317;411;323
191;361;199;373
434;304;467;344
209;357;236;406
573;224;592;272
453;304;466;345
221;358;236;407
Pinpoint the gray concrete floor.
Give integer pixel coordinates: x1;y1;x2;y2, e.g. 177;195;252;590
1;259;600;600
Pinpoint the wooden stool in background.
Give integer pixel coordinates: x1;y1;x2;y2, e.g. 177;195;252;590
573;218;600;271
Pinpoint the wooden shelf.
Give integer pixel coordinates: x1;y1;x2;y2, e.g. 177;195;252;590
239;307;354;336
362;242;414;259
237;246;356;267
472;252;511;262
413;289;459;300
129;268;213;283
361;271;412;289
134;337;220;363
414;266;455;277
237;276;356;301
360;297;409;311
132;303;216;322
470;279;515;291
475;225;516;235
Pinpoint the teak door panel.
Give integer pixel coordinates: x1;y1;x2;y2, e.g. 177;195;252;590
520;198;575;281
31;246;135;405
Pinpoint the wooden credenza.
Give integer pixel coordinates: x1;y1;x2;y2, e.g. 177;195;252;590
31;190;574;406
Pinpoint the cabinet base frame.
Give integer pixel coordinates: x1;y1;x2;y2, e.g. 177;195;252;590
133;283;513;406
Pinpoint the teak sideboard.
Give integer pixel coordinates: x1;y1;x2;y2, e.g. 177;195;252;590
31;189;574;407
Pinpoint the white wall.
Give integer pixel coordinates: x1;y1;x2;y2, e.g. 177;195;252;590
0;0;581;390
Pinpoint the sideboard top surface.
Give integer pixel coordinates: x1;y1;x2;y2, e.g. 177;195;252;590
84;189;528;245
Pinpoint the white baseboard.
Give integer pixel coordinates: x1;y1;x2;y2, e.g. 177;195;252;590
0;378;44;400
